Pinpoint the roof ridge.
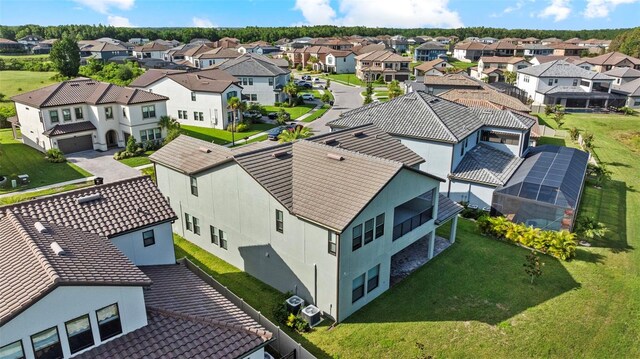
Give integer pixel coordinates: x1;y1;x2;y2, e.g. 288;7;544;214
297;140;404;169
415;92;459;141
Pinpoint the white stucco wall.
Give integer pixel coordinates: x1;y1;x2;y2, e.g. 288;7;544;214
397;136;453;193
110;222;176;266
237;74;289;105
0;286;147;359
326;54;356;73
448;180;496;208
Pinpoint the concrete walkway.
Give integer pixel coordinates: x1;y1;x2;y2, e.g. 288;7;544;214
66;148;141;183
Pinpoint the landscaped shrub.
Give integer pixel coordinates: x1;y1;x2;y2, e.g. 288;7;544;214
569;127;579;141
477;216;577;260
582;132;594;149
618;106;636;115
163;128;181;145
296;64;302;71
460;207;486;220
286;313;310;333
45;148;66;163
236;122;250;132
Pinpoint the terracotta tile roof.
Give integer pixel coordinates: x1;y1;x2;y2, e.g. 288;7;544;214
76;263;271;359
480;56;529;64
193;47;240;59
2;176;176;238
438;88;531;112
355;50;408;62
11;79;167;109
42;120;96;137
423;73;482;87
0;212;151;326
587;51;640;66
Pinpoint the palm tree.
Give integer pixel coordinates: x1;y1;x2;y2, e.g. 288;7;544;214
283;81;299;106
278;126;312;143
227;97;246;146
158;115;180;131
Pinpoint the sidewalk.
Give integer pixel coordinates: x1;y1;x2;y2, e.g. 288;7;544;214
0;176;96;199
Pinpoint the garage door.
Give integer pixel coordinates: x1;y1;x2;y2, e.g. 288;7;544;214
57;135;93;154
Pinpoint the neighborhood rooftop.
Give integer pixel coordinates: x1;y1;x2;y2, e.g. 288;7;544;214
450;143;524;186
212;53;289;76
130;68;239;93
517;59;613;79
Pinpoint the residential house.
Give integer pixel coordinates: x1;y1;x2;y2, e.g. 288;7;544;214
128;38;150;45
191;47;241;69
213;53;291;104
606;67;640;109
352;42;387;55
130;68;242;130
586;51;640;72
407;73;483;95
578;38;611;54
522;44;554;57
0;177;272;359
324;50;356;73
78;40;129;62
519;37;540;45
388;35;409;53
309;38;354;51
516;60;625;108
413;58;455;77
0;38;24;52
150;127;462;322
471;57;530;83
132;41;172;59
479;37;498;44
211;37;240;48
453;42;487;62
285;46;355;73
549;43;583;57
413;41;447;62
237;41;280;55
529;55;593;71
484;41;518;57
407;37;426;46
540;37;563;46
438;88;532;113
32;38;57;54
17;35;42;50
355;50;410;82
11;78;168;153
328;91;537;209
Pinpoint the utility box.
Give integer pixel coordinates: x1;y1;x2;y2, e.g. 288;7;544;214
285;295;304;314
301;305;321;327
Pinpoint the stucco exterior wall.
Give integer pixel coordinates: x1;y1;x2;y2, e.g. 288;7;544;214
397;136;453;193
448;180;496;208
110;222;176;266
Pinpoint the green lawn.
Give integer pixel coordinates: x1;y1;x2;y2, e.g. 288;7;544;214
0;181;92;206
231;134;269;147
0;71;58;113
321;73;364;87
0;54;50;60
117;151;154;167
141;166;156;183
301;104;330;123
0;129;92;194
181;123;276;145
262;104;316;120
449;60;477;70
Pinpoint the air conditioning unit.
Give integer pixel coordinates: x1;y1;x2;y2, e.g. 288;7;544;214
301;305;321;327
285;295;304;314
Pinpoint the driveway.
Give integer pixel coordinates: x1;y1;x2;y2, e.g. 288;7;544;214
304;81;363;134
66;149;141;184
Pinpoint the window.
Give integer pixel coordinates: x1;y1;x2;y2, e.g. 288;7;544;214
74;107;83;119
219;229;227;249
31;327;63;359
268;77;274;86
481;130;519;145
139;128;162;142
0;341;24;359
276;209;284;233
375;214;385;238
105;106;113;119
248;78;253;85
49;110;59;123
142;105;156;119
178;110;183;119
548;79;554;86
328;231;337;255
210;225;219;245
193;217;200;235
523;75;530;83
198;112;204;121
227;91;237;100
190;176;198;196
191;92;196;101
572;79;578;86
459;144;464;156
142;229;155;247
367;265;380;293
185;213;192;231
96;304;122;341
242;77;248;86
122;108;127;118
352;274;365;303
364;219;374;244
62;108;71;122
352;224;362;251
65;314;94;354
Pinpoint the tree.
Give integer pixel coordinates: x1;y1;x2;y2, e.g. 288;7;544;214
226;97;246;145
523;251;544;284
387;80;403;99
125;135;138;154
283;81;300;106
325;78;331;89
553;110;565;128
503;70;517;84
158;115;180;131
363;93;373;105
321;93;331;104
609;26;640;58
278;126;312;143
50;37;80;78
276;109;289;125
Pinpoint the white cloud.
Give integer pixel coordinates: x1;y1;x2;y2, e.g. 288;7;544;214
107;15;134;27
584;0;640;18
73;0;135;14
294;0;463;28
192;16;216;27
538;0;572;21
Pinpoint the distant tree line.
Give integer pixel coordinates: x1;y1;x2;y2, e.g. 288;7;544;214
0;24;631;44
609;27;640;58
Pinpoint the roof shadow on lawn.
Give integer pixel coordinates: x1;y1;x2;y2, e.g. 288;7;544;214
345;222;581;326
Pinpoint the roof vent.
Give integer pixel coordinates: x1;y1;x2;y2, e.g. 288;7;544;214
34;221;47;234
50;242;65;256
327;153;344;161
70;83;80;87
429;98;440;103
352;131;365;137
76;193;102;204
323;139;338;145
272;150;289;158
198;146;211;153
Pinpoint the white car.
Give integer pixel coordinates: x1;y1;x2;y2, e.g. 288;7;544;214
301;93;315;101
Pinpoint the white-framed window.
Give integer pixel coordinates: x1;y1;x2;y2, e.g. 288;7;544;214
268;77;274;86
375;213;385;238
140;128;161;142
74;107;83;119
190;176;198;196
219;229;228;249
143;229;155;247
193;217;200;235
142;105;156;119
352;224;362;251
191;92;196;101
105;106;113;119
49;110;59;123
185;213;192;231
62;108;72;121
276;209;283;233
210;225;219;245
328;231;337;255
178;110;183;119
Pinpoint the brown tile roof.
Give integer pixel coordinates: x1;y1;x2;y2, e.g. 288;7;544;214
128;69;186;87
76;263;271;359
587;51;640;66
438;88;531;112
550;42;583;50
0;38;18;44
484;41;518;50
182;44;214;57
414;59;449;73
2;176;176;238
423;73;482;87
355;50;408;62
12;78;168;109
454;42;487;50
164;69;239;93
352;43;387;55
78;40;127;52
149;135;235;175
133;41;172;52
193;47;240;59
0;212;151;326
43;120;96;137
479;56;529;64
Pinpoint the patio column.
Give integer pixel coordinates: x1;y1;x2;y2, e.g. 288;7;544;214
428;231;435;260
449;216;458;244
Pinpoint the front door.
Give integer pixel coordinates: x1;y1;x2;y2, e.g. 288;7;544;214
106;130;118;148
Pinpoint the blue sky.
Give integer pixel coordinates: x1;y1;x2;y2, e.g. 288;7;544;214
0;0;638;30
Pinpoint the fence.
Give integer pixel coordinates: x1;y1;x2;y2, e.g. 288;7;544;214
179;258;317;359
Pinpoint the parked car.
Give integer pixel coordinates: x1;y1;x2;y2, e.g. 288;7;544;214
267;112;291;121
301;93;315;101
299;82;313;89
242;110;262;119
267;124;303;141
302;75;311;81
313;77;321;83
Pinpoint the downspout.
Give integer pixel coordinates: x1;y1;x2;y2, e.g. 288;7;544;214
334;233;340;323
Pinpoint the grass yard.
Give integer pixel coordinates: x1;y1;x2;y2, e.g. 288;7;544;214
117;151;154;167
0;181;92;206
140;166;156;182
0;71;58;113
0;54;50;60
321;73;364;87
449;60;477;70
181;123;276;145
262;104;316;120
0;129;91;194
301;104;330;123
231;134;269;147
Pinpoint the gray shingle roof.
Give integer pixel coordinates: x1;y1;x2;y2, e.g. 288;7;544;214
612;77;640;96
213;53;289;77
328;91;534;144
0;212;151;326
450;143;523;186
603;67;640;79
517;60;613;80
2;176;176;238
42;121;96;137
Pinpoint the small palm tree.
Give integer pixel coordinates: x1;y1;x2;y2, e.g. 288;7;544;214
278;126;312;143
158;115;180;131
283;81;300;106
227;97;247;145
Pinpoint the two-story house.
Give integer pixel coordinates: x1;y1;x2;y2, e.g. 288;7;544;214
413;58;455;77
149;126;462;322
355;50;410;82
328;91;537;208
549;43;583;57
286;46;355;73
11;79;168;153
453;41;487;62
190;47;241;69
522;44;554;57
78;40;129;62
606;67;640;109
407;73;484;95
586;51;640;73
130;68;242;130
470;57;531;83
212;53;291;105
516;60;625;108
132;41;172;59
413;41;447;62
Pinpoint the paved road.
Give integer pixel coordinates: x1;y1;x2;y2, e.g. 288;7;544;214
67;149;141;184
305;81;363;134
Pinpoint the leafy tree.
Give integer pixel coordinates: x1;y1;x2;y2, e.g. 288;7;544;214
226;97;246;144
366;81;373;96
278;126;312;143
582;132;595;149
325;78;331;89
125;136;138;154
158;115;181;131
50;37;80;78
609;26;640;58
387;80;403;99
363;93;373;105
569;127;579;141
553;110;565;128
321;93;331;103
503;70;517;84
523;251;544;284
276;109;289;125
163;128;181;145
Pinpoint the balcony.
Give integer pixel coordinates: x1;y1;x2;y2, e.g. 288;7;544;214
392;190;435;241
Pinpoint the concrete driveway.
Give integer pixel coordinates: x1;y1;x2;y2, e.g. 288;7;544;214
66;149;141;184
305;81;364;134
